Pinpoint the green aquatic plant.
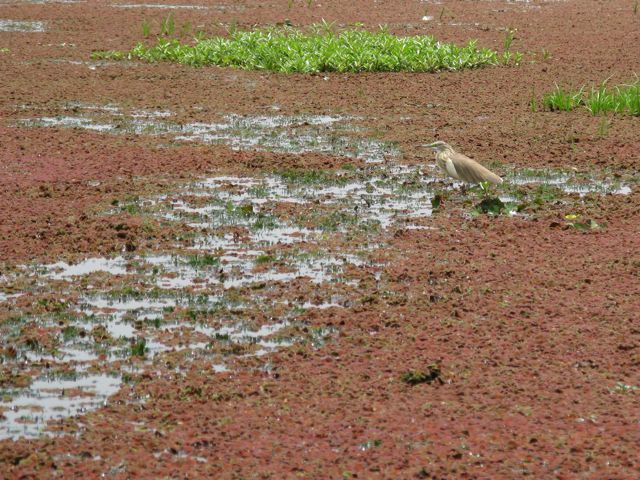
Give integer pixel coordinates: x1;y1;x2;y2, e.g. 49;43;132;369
62;325;81;342
610;382;638;394
543;85;584;112
160;14;175;37
529;87;538;112
543;79;640;116
95;23;519;73
130;337;147;357
597;117;611;137
475;196;507;215
279;169;339;185
255;254;276;264
251;213;278;230
185;253;220;268
401;364;443;385
142;19;151;38
503;28;516;52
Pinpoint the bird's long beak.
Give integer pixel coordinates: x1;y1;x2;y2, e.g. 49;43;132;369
421;143;438;150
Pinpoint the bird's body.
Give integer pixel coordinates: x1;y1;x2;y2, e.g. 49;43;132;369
425;141;503;185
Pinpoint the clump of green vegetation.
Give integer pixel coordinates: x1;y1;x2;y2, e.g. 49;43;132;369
401;364;444;385
279;169;343;185
160;13;175;37
185;253;220;268
94;50;126;61
130;337;147;357
529;87;538;112
226;202;255;219
543;80;640;116
359;439;382;450
62;325;81;342
93;22;519;73
255;254;276;264
610;382;638;394
532;184;562;205
251;213;278;230
317;210;359;231
503;28;516;52
565;217;602;231
542;85;584;112
475;196;507;215
431;192;447;210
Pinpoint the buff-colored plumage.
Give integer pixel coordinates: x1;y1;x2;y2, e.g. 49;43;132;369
424;141;503;185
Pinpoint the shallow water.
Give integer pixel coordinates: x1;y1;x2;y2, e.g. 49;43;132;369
0;374;121;440
18;104;399;163
508;169;630;195
0;20;46;32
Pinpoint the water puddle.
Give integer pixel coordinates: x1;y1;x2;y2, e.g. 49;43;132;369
0;20;46;32
0;374;121;440
508;169;631;196
0;292;22;303
17;103;399;163
43;257;129;279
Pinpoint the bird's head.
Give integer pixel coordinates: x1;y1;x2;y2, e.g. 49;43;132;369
423;141;453;153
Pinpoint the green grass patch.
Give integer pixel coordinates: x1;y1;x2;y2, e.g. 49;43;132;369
225;202;255;218
185;253;220;268
93;23;519;73
62;325;81;342
130;337;147;358
543;79;640;116
255;254;276;264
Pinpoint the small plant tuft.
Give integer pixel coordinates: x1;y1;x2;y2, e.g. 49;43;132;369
401;364;444;385
141;19;151;38
543;85;584;112
475;197;507;215
503;28;516;52
130;337;147;357
186;253;220;268
530;87;538;112
160;14;175;37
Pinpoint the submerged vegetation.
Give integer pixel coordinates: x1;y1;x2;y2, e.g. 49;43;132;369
93;22;520;73
543;79;640;116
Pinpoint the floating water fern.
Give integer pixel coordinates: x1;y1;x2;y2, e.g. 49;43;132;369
93;24;519;73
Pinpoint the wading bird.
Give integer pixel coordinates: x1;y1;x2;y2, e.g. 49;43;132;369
424;141;503;185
